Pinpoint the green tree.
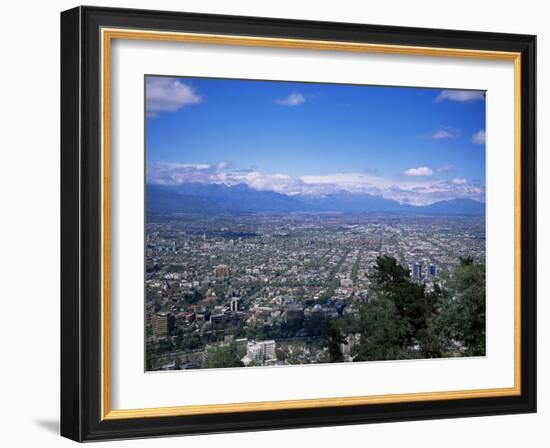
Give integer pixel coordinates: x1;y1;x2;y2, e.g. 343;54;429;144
353;296;410;361
434;258;486;356
368;255;410;287
352;255;485;361
245;324;269;341
181;335;201;350
322;320;347;363
205;344;244;368
412;283;448;358
183;289;203;305
368;256;439;348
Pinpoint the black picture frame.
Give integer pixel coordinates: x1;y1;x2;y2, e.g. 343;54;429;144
61;5;536;442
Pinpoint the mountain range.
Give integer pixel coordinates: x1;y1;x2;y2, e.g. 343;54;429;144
146;183;485;216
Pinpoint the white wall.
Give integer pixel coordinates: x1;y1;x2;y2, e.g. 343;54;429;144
0;1;546;446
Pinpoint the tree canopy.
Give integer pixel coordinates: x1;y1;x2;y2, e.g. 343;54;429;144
433;257;486;356
349;255;485;362
322;320;347;363
204;344;244;368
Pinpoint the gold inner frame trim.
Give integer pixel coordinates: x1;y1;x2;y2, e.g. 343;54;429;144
100;27;522;421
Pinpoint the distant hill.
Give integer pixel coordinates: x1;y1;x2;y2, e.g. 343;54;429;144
146;183;485;216
297;191;405;213
146;185;225;215
417;198;485;215
169;183;304;212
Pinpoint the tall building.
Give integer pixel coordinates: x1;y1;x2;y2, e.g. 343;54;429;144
412;262;423;280
151;312;174;337
230;296;240;312
210;311;242;330
245;340;276;364
214;264;230;279
285;303;305;330
304;304;325;336
428;264;437;277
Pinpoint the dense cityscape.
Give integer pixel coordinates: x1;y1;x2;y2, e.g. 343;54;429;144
144;76;487;371
145;213;485;371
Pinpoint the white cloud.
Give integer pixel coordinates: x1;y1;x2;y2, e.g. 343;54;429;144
472;129;486;145
146;77;202;116
429;129;460;139
300;173;392;194
147;162;484;206
437;165;454;173
434;90;485;103
384;177;482;205
276;92;305;106
234;172;304;195
147;162;218;185
402;167;434;177
450;177;468;185
216;161;233;170
299;173;482;205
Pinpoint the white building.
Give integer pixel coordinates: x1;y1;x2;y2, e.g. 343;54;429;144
340;278;353;288
242;340;276;366
230;296;240;312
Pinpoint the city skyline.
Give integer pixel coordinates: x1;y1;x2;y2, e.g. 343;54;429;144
146;75;486;206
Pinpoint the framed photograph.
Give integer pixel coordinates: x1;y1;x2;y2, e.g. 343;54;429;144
60;6;536;441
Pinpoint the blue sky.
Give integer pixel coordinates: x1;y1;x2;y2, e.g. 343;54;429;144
145;76;486;205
